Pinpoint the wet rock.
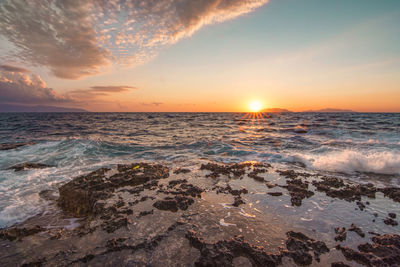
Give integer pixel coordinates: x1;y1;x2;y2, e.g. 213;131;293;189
276;170;313;180
39;189;58;201
349;224;365;238
153;196;194;212
313;180;376;202
186;230;283;267
138;210;154;217
0;225;43;241
58;163;169;217
248;172;264;182
312;177;345;189
285;231;329;264
232;196;245;207
168;179;187;187
200;162;265;178
383;217;398;226
268;192;283;197
0;142;35;151
281;179;314;206
214;184;248;197
173;168;191;174
356;201;366;211
248;167;269;182
8;162;53;171
379;187;400;203
21;257;46;267
331;262;351;267
334;227;347;242
103;217;129;233
337;234;400;267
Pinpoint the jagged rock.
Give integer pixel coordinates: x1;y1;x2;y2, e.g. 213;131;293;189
334;227;347;242
349;224;365;238
58;163;169;217
186;230;283;267
8;162;53;171
284;231;329;264
281;179;314;206
331;262;351;267
173;168;191;174
0;225;43;241
337;234;400;267
268;192;283;196
153;196;194;212
379;187;400;203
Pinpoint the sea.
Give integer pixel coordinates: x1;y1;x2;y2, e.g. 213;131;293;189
0;112;399;228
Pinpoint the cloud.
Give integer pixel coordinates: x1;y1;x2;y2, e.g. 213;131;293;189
90;85;137;92
67;85;136;100
0;70;72;104
141;102;164;106
0;64;30;73
0;0;268;79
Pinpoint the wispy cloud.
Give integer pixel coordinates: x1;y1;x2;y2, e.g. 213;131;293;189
67;84;137;100
0;64;30;73
0;0;268;79
141;102;164;106
90;85;137;92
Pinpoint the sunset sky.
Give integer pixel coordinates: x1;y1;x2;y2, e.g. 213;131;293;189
0;0;399;112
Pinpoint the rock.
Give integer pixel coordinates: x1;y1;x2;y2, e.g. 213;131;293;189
356;201;366;211
153;196;194;212
379;187;400;203
268;192;283;196
58;163;169;217
334;227;347;242
284;231;329;264
389;212;397;219
201;162;251;178
232;196;245;207
168;179;187;187
173;168;191;174
313;179;376;202
186;230;283;267
331;262;351;267
281;179;314;206
383;217;398;226
0;225;43;241
138;210;154;217
0;142;35;151
8;162;53;171
337;234;400;266
349;224;365;238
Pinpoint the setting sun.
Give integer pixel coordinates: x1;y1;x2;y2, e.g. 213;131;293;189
249;100;263;112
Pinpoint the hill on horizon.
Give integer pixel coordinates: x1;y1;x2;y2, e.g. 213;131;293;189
0;104;88;113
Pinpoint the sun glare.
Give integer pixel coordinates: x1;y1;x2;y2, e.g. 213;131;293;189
249;100;263;112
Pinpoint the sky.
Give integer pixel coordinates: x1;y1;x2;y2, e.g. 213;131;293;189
0;0;399;112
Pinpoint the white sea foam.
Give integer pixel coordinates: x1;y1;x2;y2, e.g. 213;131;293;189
300;150;400;175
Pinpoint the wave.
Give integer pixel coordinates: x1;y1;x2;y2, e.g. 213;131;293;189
298;150;400;175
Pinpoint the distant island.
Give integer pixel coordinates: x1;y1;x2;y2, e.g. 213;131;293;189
302;108;356;113
0;104;88;112
261;108;292;113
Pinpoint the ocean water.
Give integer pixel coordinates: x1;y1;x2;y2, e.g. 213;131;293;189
0;112;399;228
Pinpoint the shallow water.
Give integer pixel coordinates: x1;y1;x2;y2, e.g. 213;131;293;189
0;112;399;227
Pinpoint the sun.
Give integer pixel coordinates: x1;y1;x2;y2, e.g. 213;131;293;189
249;100;263;112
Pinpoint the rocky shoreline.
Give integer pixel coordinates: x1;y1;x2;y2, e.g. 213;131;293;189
1;160;399;266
